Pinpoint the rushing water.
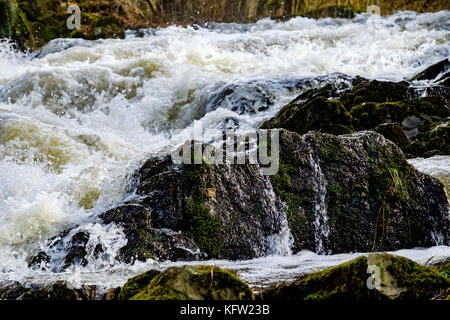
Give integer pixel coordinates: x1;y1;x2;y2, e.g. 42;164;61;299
0;11;449;292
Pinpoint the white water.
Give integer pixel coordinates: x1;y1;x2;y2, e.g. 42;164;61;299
0;11;449;290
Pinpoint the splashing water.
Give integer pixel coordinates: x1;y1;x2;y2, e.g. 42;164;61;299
0;11;449;287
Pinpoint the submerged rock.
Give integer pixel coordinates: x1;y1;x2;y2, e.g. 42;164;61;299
117;269;162;300
118;265;254;300
263;253;450;301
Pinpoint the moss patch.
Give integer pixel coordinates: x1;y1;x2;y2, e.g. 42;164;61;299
126;265;254;300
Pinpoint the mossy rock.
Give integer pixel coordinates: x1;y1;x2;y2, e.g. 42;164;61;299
263;96;354;135
119;265;254;300
374;123;410;149
117;269;162;300
263;253;450;301
340;80;410;109
350;96;449;131
410;120;450;157
270;130;450;253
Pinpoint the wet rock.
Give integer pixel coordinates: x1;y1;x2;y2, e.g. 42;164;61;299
270;130;450;253
118;265;254;300
404;119;450;158
300;5;358;19
374;123;410;150
11;0;126;50
117;269;162;300
340;80;410;108
131;152;286;260
411;59;450;81
350;96;450;157
0;281;25;300
30;38;92;59
19;281;95;300
263;78;449;158
104;129;450;260
5;2;450;50
206;81;276;115
263;253;450;301
260;95;354;135
100;203;205;263
0;0;15;38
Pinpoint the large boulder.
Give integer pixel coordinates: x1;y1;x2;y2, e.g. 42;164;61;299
30;129;450;267
99;130;449;262
117;265;254;300
270;130;450;253
263;253;450;301
123;153;287;261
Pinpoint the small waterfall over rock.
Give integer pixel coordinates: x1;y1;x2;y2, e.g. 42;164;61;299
307;147;331;255
264;176;294;256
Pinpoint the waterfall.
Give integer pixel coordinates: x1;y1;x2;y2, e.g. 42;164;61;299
308;148;331;255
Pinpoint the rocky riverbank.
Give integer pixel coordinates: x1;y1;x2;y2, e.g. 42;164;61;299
1;1;449;50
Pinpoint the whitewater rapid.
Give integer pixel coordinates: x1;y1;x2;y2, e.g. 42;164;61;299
0;10;449;290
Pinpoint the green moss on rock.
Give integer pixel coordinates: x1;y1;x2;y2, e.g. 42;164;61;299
341;80;410;109
117;270;161;300
182;163;225;257
263;253;450;301
122;265;254;300
264;96;354;135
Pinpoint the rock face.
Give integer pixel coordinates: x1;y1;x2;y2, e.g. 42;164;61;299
116;154;287;261
263;253;450;301
89;130;450;264
270;130;450;254
262;77;450;158
117;265;254;300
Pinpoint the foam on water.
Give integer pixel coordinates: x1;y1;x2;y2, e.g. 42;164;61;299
0;10;449;287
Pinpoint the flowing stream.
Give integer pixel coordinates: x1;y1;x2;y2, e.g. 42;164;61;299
0;10;449;293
